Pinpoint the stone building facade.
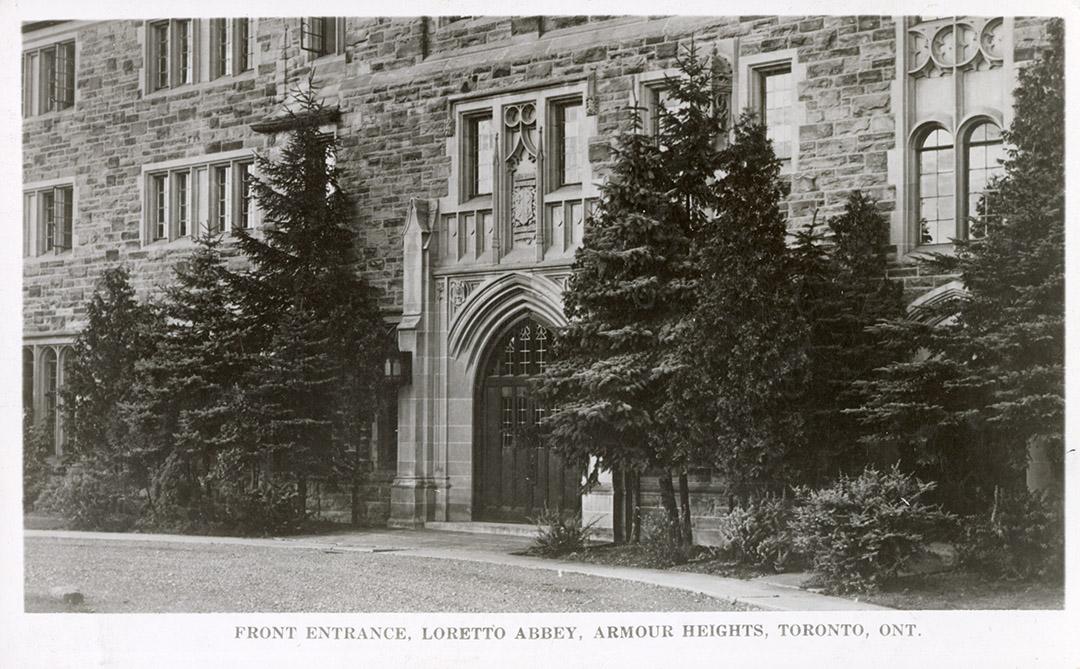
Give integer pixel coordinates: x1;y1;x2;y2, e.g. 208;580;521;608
22;16;1054;539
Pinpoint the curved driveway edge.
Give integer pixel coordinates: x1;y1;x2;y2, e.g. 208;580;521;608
23;529;889;612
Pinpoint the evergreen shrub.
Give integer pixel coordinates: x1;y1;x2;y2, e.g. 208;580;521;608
215;480;306;537
791;466;953;593
22;412;54;510
955;488;1064;580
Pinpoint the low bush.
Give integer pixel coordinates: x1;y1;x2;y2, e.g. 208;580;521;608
215;480;306;536
640;512;692;567
35;458;143;531
955;487;1064;581
528;507;594;556
22;414;55;510
716;496;803;572
790;466;954;594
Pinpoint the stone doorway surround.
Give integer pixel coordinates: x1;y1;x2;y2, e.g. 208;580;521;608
387;199;613;533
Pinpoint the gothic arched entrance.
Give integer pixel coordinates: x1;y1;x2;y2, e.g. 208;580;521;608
474;318;580;522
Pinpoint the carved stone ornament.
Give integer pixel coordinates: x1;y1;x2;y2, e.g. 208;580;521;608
449;280;466;306
908;17;1003;78
511;184;537;228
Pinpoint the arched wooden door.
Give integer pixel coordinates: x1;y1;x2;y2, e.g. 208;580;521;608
474;319;580;522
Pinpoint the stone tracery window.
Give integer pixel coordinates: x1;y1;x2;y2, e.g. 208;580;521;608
903;16;1008;249
495;321;554;378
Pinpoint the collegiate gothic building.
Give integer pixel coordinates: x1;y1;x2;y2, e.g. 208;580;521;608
21;16;1053;541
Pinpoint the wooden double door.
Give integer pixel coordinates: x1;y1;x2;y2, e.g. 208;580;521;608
474;320;579;523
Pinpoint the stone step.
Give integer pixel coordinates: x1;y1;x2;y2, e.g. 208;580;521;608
424;521;542;538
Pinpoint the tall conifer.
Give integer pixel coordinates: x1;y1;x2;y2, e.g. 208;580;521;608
852;21;1064;507
227;85;389;513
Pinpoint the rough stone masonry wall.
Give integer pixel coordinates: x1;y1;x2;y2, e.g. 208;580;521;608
24;15;904;335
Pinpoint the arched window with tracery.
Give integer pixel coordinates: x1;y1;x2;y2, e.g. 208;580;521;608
917;127;955;244
964;121;1005;238
496;321;553;378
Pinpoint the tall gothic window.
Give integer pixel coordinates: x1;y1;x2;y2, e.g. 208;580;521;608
964;121;1005;238
758;64;793;164
917;127;955;244
465;114;494;198
553;99;582;187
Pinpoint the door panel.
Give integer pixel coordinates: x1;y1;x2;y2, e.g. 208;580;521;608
474;320;580;523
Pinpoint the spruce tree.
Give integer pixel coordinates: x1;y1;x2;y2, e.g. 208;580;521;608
853;21;1064;507
122;237;248;520
534;44;723;545
672;113;807;495
63;266;160;458
788;192;905;484
533;108;685;540
227;85;388;515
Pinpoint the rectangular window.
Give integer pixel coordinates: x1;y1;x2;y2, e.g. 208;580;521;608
213;165;230;234
757;64;793;163
175;19;192;85
23;185;74;256
23;194;33;257
148;18;253;92
146;156;253;243
553;100;582;187
236;163;253;231
465;113;493;199
173;172;189;237
646;85;679;137
22;40;76;116
301;17;340;57
152;174;168;240
211;19;232;79
33;185;74;253
236;19;252;73
152;21;170;90
195;167;209;236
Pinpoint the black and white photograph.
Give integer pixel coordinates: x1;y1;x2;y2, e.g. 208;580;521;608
3;3;1077;667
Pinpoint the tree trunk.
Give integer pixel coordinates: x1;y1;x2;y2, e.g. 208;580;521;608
678;472;693;546
630;470;642;543
613;466;625;544
657;471;683;545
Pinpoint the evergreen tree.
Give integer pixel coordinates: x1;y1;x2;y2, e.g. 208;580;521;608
672;113;807;495
63;266;160;458
788;192;905;484
122;237;248;520
227;85;389;514
534;43;723;544
853;21;1064;507
533;107;685;540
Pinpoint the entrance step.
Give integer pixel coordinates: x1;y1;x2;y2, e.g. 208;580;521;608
424;521;540;538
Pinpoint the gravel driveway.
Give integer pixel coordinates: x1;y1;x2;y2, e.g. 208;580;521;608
24;537;746;613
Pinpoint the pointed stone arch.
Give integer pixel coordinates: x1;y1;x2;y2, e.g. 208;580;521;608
447;272;567;372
